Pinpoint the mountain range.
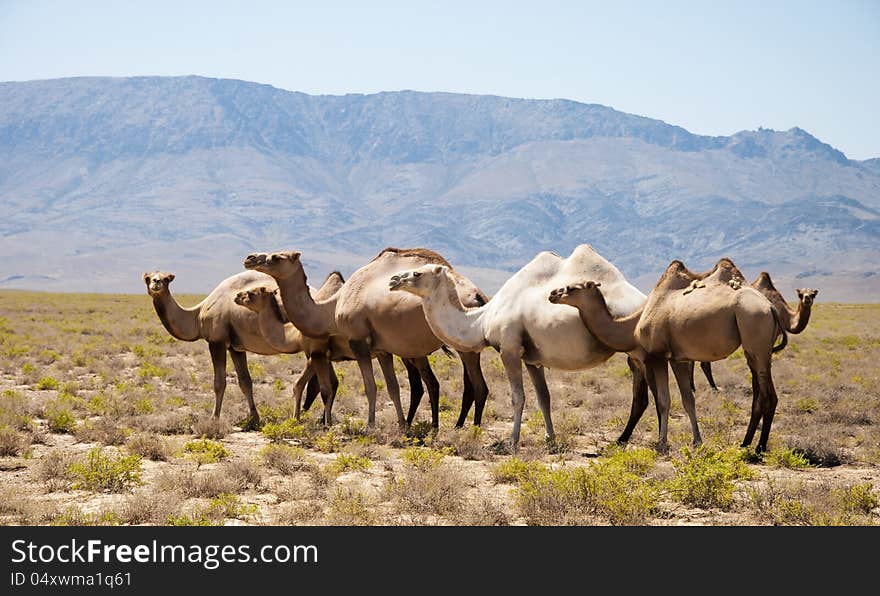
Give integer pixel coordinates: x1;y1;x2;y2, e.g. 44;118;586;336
0;76;878;301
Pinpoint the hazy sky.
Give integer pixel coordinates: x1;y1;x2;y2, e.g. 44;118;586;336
1;0;877;159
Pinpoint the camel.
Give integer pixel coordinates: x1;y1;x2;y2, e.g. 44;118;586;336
549;258;788;453
243;248;490;430
388;244;651;452
143;269;340;429
698;272;818;390
233;284;428;423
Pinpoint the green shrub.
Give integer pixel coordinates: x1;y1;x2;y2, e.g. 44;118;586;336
764;448;814;470
491;457;547;483
514;448;660;525
68;447;143;492
206;493;258;521
669;446;753;509
330;453;371;474
315;429;342;453
182;438;229;465
46;406;77;433
261;419;307;443
36;376;59;390
402;446;453;471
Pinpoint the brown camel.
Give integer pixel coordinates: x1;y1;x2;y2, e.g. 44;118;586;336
698;271;818;390
233;284;427;423
243;248;490;430
549;257;787;453
143;269;339;429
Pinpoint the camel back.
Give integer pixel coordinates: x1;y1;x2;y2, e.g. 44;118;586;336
372;247;453;269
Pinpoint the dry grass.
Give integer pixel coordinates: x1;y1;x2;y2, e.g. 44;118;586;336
0;290;878;525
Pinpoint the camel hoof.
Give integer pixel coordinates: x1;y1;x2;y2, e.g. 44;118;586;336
490;440;513;455
655;442;669;455
240;415;261;432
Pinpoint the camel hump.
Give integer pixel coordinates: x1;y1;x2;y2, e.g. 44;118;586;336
372;247;453;268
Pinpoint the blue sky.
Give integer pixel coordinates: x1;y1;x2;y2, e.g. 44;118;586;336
1;0;877;159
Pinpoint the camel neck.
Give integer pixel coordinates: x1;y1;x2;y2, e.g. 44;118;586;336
151;292;201;341
788;301;813;334
575;297;640;353
274;265;338;339
420;277;487;352
257;304;303;353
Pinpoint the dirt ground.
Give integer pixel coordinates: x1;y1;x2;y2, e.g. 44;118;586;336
0;291;878;526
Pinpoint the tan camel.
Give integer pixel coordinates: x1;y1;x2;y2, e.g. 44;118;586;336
549;258;787;453
388;244;650;452
698;271;818;390
243;248;490;429
143;269;338;429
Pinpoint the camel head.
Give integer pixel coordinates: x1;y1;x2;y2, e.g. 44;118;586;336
143;271;175;296
233;286;275;312
548;281;603;306
796;288;819;306
243;251;302;279
389;264;449;297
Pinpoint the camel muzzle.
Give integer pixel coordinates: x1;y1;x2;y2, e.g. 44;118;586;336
388;275;404;290
243;254;266;269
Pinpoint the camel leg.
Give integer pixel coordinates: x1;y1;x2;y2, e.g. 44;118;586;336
292;361;316;420
754;361;778;454
403;358;426;426
646;356;671;454
501;351;526;452
229;349;260;430
310;353;336;426
525;364;555;445
700;361;719;391
208;342;227;419
458;351;488;427
671;361;702;446
741;362;762;449
350;340;380;427
410;357;441;429
617;356;649;444
377;353;406;429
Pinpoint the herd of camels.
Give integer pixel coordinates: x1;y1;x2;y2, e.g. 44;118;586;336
144;245;818;454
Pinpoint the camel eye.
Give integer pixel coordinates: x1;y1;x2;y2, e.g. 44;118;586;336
413;271;421;277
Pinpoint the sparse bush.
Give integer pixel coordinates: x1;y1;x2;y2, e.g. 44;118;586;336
35;449;76;491
325;487;376;525
74;418;128;446
156;468;242;498
0;426;29;456
125;432;170;461
450;426;489;460
221;459;262;491
68;447;143;492
120;490;181;525
388;451;467;518
402;446;452;470
205;493;258;521
261;444;308;475
191;417;232;439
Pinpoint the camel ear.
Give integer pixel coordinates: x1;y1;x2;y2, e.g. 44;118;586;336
285;251;302;261
433;265;444;275
143;273;150;283
164;273;175;283
594;281;601;287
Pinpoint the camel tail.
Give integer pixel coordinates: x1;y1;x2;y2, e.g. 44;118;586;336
771;307;788;354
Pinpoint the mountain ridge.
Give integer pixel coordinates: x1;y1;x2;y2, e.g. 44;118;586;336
0;76;877;301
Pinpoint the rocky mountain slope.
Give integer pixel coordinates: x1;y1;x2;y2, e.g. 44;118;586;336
0;76;877;300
